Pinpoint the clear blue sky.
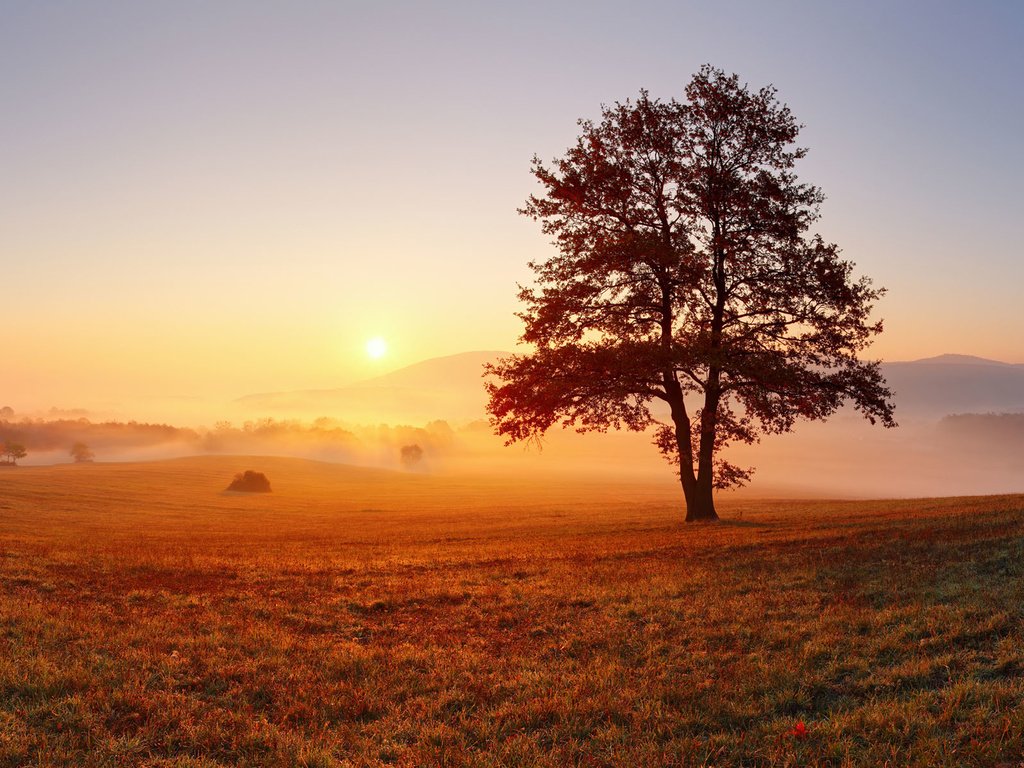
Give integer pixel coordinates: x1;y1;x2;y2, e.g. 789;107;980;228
2;0;1022;412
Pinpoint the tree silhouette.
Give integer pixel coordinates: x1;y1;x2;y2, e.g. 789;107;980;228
226;471;272;493
2;441;27;466
487;66;895;522
70;441;95;463
400;444;424;468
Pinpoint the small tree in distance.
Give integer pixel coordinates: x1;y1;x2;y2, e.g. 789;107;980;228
486;66;896;522
400;444;424;469
1;441;27;466
70;441;95;463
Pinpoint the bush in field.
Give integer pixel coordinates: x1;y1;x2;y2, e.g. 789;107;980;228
400;444;424;469
226;471;272;493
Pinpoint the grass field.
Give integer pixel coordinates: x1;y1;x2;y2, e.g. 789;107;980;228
2;456;1024;766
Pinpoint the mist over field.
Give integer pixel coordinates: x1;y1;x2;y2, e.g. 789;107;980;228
4;351;1022;499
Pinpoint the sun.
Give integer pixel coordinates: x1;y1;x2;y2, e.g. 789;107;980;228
365;337;387;360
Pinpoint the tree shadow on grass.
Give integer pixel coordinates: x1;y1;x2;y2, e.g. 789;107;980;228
717;518;771;528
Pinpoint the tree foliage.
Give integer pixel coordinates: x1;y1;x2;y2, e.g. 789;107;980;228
1;441;27;465
486;66;895;522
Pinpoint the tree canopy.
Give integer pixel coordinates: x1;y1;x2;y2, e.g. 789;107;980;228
1;441;27;466
70;441;95;463
486;66;895;522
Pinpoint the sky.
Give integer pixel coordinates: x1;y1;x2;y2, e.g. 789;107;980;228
2;0;1022;417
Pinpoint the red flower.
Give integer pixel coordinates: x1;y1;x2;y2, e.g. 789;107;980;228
790;721;808;739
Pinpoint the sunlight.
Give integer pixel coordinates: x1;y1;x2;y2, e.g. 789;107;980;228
365;336;388;360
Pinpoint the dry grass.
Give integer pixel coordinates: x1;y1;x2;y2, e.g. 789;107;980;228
2;456;1024;766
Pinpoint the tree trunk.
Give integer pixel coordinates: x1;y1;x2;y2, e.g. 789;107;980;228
670;428;719;521
689;365;721;523
685;482;718;522
664;378;701;522
664;384;718;522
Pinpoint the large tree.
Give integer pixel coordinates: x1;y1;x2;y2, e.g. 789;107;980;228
486;66;895;522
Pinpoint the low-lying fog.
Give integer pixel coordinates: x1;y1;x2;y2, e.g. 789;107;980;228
3;351;1022;500
2;411;1021;501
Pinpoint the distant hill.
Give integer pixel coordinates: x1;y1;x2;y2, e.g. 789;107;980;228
882;355;1024;418
236;350;1024;424
236;351;506;423
358;351;506;390
908;353;1021;367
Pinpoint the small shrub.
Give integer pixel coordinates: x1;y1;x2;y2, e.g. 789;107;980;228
226;471;272;493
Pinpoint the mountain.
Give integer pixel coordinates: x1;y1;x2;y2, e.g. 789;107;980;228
236;351;505;423
236;350;1024;425
881;355;1024;418
359;351;505;390
908;354;1017;367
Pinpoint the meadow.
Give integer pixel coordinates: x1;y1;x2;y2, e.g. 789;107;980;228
2;456;1023;766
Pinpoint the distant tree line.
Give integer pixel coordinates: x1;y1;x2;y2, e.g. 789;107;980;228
0;417;195;454
0;415;457;466
939;413;1024;447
